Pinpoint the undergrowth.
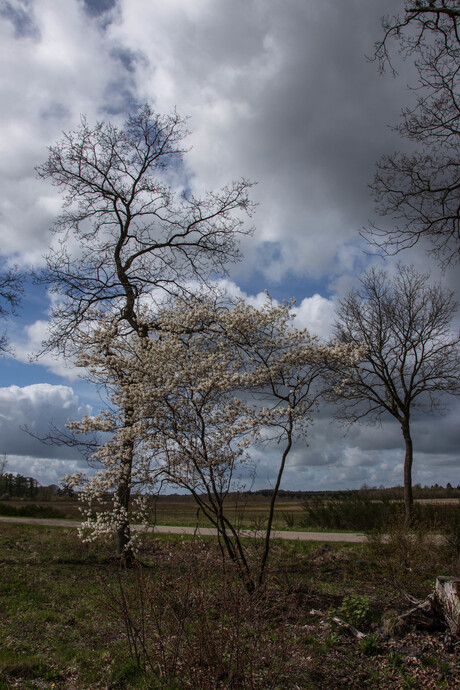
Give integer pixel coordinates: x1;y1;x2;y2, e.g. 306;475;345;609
0;522;458;688
302;492;460;532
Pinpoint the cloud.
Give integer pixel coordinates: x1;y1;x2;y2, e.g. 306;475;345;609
1;0;458;491
0;0;406;278
11;320;80;379
0;0;438;286
0;0;137;266
293;294;336;340
105;0;413;282
0;383;91;459
277;402;460;491
3;455;89;486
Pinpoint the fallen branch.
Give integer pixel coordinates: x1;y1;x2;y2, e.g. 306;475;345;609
329;616;366;639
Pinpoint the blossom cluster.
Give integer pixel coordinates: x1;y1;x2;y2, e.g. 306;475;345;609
64;296;361;542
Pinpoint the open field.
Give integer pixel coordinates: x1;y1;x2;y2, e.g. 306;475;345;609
2;492;459;532
0;495;308;530
0;522;459;688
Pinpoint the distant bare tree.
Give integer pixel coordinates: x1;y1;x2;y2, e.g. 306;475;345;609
332;265;460;524
366;1;460;267
0;263;23;353
36;104;255;560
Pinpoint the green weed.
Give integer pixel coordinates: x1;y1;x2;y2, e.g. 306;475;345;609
330;593;371;629
358;633;380;656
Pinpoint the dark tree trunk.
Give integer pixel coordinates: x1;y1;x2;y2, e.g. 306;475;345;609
115;410;135;565
116;473;133;563
401;418;414;527
258;415;293;589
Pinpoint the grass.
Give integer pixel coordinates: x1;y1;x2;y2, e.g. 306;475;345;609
3;492;458;534
2;496;308;529
0;521;459;688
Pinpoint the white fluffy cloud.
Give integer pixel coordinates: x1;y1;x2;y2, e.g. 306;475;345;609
2;455;89;486
11;320;80;379
293;294;336;340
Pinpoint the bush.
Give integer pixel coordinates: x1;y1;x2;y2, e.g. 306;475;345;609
97;540;311;688
302;492;460;532
329;594;370;629
364;516;455;601
302;493;397;531
0;502;65;519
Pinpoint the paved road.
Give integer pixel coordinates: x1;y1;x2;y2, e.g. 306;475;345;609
0;516;367;543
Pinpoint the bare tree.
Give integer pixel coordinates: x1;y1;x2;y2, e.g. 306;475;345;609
36;104;254;350
36;104;255;560
332;265;460;524
0;263;23;353
366;1;460;267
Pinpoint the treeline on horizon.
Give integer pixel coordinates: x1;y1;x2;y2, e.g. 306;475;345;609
2;470;459;501
0;472;39;500
250;485;460;501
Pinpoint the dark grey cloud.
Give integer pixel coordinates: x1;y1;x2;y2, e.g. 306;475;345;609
83;0;117;17
110;45;145;73
118;0;416;282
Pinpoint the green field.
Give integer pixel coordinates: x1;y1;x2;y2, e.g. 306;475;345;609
0;519;459;688
2;491;459;533
1;495;308;530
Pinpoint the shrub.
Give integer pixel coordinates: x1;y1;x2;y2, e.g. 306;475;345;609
302;492;460;533
0;502;65;519
364;516;453;601
330;594;371;629
96;539;310;689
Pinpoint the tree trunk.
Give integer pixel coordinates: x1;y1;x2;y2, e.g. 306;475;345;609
258;414;293;589
401;418;414;527
436;576;460;635
116;412;135;565
387;577;460;637
116;473;133;563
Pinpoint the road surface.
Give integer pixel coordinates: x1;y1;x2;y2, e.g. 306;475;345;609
0;516;367;543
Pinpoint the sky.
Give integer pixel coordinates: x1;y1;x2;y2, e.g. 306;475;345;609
0;0;459;491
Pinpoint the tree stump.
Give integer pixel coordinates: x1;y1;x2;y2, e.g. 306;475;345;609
382;577;460;638
436;576;460;635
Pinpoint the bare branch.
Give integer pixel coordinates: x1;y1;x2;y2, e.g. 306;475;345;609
366;2;460;266
36;104;256;354
0;261;24;354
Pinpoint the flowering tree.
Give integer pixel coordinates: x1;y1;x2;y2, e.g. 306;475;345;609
37;104;254;560
66;297;359;588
